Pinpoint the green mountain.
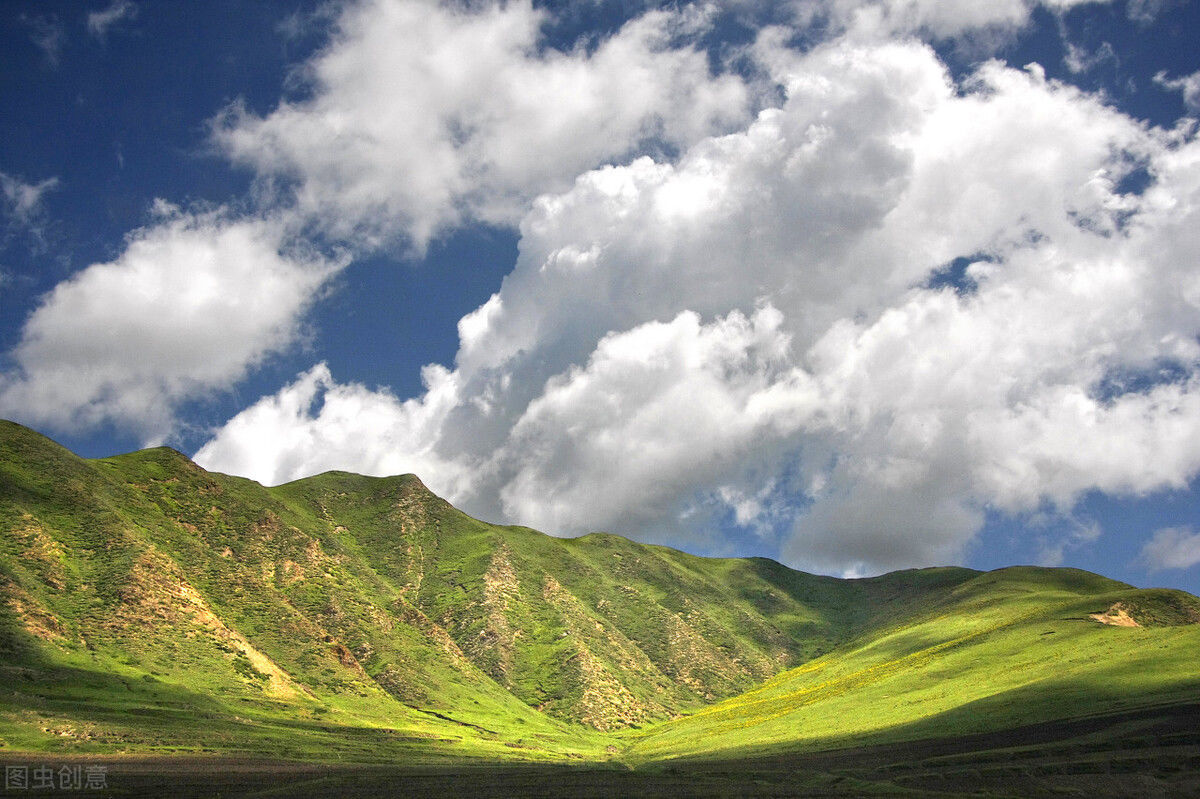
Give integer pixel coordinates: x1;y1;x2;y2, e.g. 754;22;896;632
1;419;1198;796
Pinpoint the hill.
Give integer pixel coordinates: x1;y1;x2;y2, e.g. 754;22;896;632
1;420;1198;795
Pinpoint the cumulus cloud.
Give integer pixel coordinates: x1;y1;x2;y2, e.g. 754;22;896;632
821;0;1030;40
193;362;471;499
1155;70;1200;112
87;1;138;41
198;28;1200;576
212;0;752;250
1139;526;1200;571
771;0;1113;43
0;206;343;442
496;306;804;540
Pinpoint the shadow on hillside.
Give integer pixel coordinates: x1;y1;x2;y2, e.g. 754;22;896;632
3;686;1196;798
0;633;458;764
657;683;1200;798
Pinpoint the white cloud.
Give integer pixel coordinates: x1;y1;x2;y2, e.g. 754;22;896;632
496;306;804;539
1155;70;1200;112
1125;0;1167;24
22;15;64;67
1139;526;1200;571
1;172;59;247
199;12;1200;576
0;206;343;442
824;0;1029;40
1063;39;1116;75
1036;517;1101;567
457;38;957;378
1;172;60;222
212;0;752;250
87;1;138;41
772;0;1112;43
193;361;472;500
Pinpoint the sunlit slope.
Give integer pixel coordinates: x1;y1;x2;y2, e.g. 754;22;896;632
622;566;1200;762
0;420;604;760
271;470;979;728
4;418;1198;772
0;420;973;755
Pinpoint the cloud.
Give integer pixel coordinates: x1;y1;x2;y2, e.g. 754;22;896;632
1063;39;1116;74
200;35;1200;577
1155;70;1200;112
1036;517;1101;567
186;7;1200;578
87;1;138;41
193;361;471;500
769;0;1114;43
1;172;59;245
822;0;1030;39
21;15;64;67
211;0;752;250
495;306;804;540
0;206;344;442
1125;0;1167;24
0;173;60;221
1139;526;1200;571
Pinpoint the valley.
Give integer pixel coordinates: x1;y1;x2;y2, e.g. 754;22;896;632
2;419;1198;796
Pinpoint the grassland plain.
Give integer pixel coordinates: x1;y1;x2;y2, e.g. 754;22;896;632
1;419;1198;797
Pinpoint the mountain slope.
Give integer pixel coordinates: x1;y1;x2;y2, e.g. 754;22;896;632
0;421;976;756
622;565;1200;763
1;418;1198;786
0;421;602;761
268;468;986;729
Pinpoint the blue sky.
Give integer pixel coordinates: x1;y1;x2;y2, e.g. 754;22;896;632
3;0;1200;594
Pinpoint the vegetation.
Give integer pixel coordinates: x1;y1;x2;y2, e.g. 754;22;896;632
1;419;1197;795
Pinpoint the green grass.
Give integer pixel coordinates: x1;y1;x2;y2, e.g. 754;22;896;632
617;574;1200;763
2;419;1199;796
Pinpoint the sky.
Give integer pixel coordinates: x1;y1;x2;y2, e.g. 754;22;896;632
3;0;1200;594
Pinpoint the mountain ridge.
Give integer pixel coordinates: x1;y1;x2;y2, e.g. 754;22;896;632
2;418;1199;791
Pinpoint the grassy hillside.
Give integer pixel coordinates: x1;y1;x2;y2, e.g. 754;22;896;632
0;421;604;762
2;419;1198;795
268;469;986;730
0;421;978;755
621;566;1200;763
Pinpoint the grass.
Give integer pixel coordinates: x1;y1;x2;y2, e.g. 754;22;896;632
1;419;1198;796
617;577;1200;763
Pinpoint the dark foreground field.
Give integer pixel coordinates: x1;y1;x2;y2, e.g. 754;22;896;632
3;702;1196;798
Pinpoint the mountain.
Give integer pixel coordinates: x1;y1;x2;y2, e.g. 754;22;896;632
1;419;1198;796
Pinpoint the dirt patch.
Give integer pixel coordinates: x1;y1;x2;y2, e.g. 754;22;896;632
0;577;66;640
390;484;436;597
278;559;306;584
542;576;662;730
116;549;304;698
330;641;359;668
395;601;474;672
661;608;751;697
473;545;520;682
304;538;325;564
391;479;435;535
7;515;67;590
1089;603;1140;627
